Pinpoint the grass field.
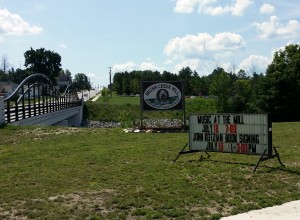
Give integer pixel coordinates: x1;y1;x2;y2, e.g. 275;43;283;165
98;94;140;105
86;94;217;124
0;122;299;219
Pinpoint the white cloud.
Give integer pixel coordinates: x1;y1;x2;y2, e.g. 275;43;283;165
174;0;253;16
239;55;271;74
202;4;232;16
271;45;285;56
270;41;300;58
139;62;163;72
253;16;300;39
0;8;42;36
220;62;232;73
203;0;253;16
173;58;201;73
112;62;137;73
164;59;173;65
86;73;96;79
259;3;275;14
231;0;253;16
173;58;221;76
59;44;68;48
164;32;245;59
174;0;205;13
164;33;210;58
164;32;246;75
171;55;271;76
112;61;164;73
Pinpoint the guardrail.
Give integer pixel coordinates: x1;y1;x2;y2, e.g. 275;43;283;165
5;98;82;123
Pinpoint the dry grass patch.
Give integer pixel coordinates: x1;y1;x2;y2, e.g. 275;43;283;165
0;189;115;219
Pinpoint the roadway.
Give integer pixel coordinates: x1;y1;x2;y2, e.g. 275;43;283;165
78;90;100;102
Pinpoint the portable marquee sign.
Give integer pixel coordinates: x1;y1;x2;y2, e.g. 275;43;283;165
174;113;284;172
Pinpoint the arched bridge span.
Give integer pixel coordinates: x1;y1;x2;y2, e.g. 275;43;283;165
0;73;83;126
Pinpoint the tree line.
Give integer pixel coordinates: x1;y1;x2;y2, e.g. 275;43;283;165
0;48;91;93
113;44;300;122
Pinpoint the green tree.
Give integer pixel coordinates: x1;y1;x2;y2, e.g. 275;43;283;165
7;68;30;84
122;72;131;95
190;71;201;96
161;70;178;81
263;44;300;121
178;67;193;95
209;68;232;112
73;73;92;95
230;79;252;112
24;47;62;84
247;73;266;113
237;69;248;79
59;69;72;78
101;87;110;97
113;72;124;95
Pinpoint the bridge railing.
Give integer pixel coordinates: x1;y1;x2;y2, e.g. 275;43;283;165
4;73;82;124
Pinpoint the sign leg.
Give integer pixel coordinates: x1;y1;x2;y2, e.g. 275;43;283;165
199;151;211;161
273;146;285;167
253;149;267;173
173;143;188;162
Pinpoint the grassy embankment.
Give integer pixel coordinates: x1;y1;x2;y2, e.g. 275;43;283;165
0;120;299;219
85;94;217;127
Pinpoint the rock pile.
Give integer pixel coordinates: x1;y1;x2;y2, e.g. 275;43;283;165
87;119;187;130
141;119;184;128
88;121;121;128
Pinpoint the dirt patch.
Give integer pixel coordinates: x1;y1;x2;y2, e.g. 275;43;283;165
48;189;115;213
24;127;84;140
0;189;115;219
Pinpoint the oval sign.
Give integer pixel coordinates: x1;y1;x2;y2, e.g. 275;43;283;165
143;82;182;110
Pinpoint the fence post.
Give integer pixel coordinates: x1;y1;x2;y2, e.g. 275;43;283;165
0;96;5;126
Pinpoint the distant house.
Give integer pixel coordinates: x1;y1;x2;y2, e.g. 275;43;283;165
58;75;72;92
0;81;18;99
22;84;41;99
0;81;41;99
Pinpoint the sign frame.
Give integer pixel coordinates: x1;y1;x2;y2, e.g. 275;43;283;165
140;81;186;129
141;81;184;111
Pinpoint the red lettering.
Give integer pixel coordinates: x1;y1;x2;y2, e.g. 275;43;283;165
219;142;224;152
230;125;237;133
226;124;230;133
237;144;248;153
214;124;219;133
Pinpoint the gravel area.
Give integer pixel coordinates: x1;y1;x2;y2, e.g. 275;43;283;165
88;121;121;128
87;119;186;129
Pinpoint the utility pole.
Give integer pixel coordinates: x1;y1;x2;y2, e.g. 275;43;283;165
108;66;112;97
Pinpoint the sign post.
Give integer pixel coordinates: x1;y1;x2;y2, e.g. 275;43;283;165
174;113;284;172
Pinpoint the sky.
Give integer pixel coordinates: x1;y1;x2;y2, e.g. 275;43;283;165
1;0;300;88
